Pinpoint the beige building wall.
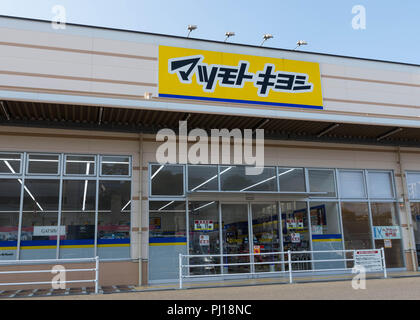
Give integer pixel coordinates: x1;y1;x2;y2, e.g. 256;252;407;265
0;16;419;126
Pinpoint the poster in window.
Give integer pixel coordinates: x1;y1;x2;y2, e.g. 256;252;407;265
310;205;326;226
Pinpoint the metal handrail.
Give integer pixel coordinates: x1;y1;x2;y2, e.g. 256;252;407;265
179;248;387;289
0;256;100;294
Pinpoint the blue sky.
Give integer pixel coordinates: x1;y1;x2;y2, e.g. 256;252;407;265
1;0;419;64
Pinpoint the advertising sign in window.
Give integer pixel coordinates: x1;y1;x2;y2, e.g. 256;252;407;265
194;220;214;231
373;226;401;239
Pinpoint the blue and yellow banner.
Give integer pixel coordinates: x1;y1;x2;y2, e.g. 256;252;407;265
312;234;342;242
0;239;130;250
159;46;323;109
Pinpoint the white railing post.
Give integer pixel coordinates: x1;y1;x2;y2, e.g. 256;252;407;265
179;253;183;289
0;257;100;292
95;256;99;294
381;248;387;279
288;250;292;284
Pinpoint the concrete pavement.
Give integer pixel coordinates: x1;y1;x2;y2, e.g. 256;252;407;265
14;276;420;300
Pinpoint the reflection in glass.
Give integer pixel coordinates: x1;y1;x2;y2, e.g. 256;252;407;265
65;155;95;175
222;204;250;274
407;173;420;200
101;156;130;176
278;168;306;192
341;202;372;264
371;202;403;268
27;154;59;174
0;153;21;174
339;171;366;198
367;172;394;199
308;169;336;197
188;165;218;191
220;166;277;192
189;201;220;275
151;165;184;196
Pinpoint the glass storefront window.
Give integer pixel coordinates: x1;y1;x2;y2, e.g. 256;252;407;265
27;154;60;175
407;173;420;200
0;179;21;260
188;201;220;275
310;202;344;269
220;166;277;192
149;201;186;280
98;180;131;259
100;156;130;176
310;202;342;235
0;153;21;174
368;171;394;199
371;202;404;268
341;202;371;250
341;202;372;268
339;170;367;199
151;164;184;196
20;179;60;259
0;152;132;261
410;203;420;267
308;169;336;197
59;180;96;258
278;168;305;192
188;165;218;191
65;155;96;176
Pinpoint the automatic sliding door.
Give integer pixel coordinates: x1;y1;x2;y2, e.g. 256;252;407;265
281;201;312;271
251;203;281;272
188;201;220;275
221;204;250;274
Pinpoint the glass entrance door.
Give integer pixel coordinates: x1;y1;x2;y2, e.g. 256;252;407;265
281;201;312;271
251;203;282;272
220;201;314;275
221;203;250;274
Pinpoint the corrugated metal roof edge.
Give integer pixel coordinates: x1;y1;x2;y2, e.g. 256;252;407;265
1;14;419;68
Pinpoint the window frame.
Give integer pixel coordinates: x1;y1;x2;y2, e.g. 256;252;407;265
406;171;420;201
0;152;23;176
366;169;396;200
99;155;132;178
306;167;338;199
337;169;368;199
149;163;186;198
26;153;61;176
64;154;97;177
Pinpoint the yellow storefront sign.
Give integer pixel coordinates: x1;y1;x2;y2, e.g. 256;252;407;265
159;46;323;109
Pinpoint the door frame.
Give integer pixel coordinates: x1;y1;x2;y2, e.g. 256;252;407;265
218;199;313;276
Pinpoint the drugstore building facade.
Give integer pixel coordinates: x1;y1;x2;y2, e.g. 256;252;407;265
0;15;420;286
